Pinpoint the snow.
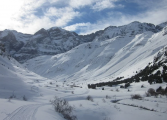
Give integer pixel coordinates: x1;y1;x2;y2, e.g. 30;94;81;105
11;30;32;43
24;27;167;84
0;30;9;38
0;29;31;43
0;21;167;120
0;53;167;120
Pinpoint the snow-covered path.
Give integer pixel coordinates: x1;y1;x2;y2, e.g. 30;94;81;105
3;104;48;120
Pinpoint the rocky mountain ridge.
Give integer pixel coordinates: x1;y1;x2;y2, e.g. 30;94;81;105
23;23;167;83
0;21;167;63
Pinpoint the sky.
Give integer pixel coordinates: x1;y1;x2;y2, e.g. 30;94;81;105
0;0;167;35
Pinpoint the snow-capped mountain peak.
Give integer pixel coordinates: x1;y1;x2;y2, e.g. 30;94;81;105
0;21;167;63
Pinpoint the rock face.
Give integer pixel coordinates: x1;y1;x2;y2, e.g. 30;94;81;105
14;27;80;62
0;30;31;55
0;21;167;63
23;23;167;82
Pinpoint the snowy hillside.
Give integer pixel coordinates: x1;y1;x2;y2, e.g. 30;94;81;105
1;52;167;120
0;21;167;120
0;53;39;99
0;21;166;63
24;24;167;84
0;48;59;100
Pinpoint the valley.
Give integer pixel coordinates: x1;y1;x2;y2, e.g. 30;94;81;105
0;21;167;120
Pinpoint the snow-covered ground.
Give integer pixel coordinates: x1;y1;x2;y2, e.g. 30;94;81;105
0;54;167;120
0;23;167;120
24;26;167;85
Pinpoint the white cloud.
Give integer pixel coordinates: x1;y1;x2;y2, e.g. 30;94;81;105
0;0;81;34
92;0;119;11
69;0;121;10
45;7;80;26
64;23;91;31
69;0;95;8
77;7;167;35
0;0;166;35
0;0;47;33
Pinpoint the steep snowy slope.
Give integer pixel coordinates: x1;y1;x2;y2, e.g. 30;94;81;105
0;51;53;100
24;24;167;84
0;55;30;98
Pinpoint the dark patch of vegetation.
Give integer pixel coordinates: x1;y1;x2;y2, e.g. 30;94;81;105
23;95;27;101
86;95;94;102
145;87;167;97
141;84;144;88
146;88;156;96
117;103;156;112
50;97;77;120
88;79;132;89
88;55;167;89
131;94;143;100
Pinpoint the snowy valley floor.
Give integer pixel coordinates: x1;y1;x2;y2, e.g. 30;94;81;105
0;77;167;120
0;56;167;120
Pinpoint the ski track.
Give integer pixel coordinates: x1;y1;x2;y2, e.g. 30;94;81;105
3;104;48;120
2;87;89;120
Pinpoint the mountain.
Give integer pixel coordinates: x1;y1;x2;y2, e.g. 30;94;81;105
88;44;167;89
0;30;32;55
1;21;167;63
23;23;167;84
0;21;167;120
0;46;56;99
14;27;81;63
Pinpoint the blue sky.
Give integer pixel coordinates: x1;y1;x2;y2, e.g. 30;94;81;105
0;0;167;35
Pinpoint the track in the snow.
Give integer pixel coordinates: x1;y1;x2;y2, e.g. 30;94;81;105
3;104;48;120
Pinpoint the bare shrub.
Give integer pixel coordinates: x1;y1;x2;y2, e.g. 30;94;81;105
9;91;16;99
141;84;144;88
156;86;165;95
23;95;27;101
86;95;93;102
102;98;106;103
120;85;124;88
106;95;111;99
147;88;156;96
145;92;150;97
103;117;111;120
131;94;142;100
116;88;119;92
50;97;77;120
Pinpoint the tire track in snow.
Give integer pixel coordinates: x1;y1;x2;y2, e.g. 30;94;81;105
3;104;48;120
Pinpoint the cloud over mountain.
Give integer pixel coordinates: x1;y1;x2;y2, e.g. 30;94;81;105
0;0;167;35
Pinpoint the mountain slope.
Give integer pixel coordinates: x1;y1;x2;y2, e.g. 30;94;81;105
0;50;52;99
1;22;167;120
1;21;166;63
24;24;167;84
14;27;80;63
0;30;32;55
